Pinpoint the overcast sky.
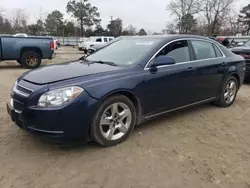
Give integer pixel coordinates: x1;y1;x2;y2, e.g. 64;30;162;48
1;0;249;32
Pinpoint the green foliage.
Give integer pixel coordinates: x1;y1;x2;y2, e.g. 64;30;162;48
67;0;101;37
138;28;147;35
45;10;64;36
64;21;75;36
107;18;123;37
238;3;250;35
177;13;197;33
0;15;14;34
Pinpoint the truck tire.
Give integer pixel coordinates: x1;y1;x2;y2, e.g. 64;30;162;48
21;51;42;69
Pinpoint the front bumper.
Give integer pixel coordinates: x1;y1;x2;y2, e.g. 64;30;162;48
7;89;100;142
7;103;66;139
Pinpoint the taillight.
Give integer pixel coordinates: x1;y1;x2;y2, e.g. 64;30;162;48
50;41;54;50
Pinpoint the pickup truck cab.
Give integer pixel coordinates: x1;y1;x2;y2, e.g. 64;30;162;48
13;33;28;37
0;36;54;69
78;36;114;53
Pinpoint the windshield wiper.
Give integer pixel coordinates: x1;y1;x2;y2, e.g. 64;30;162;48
94;61;117;66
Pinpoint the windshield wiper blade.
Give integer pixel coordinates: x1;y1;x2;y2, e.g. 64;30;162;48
94;61;117;66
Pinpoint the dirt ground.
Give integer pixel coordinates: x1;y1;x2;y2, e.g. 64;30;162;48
1;47;250;188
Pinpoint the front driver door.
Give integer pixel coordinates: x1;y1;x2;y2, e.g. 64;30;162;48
143;40;199;117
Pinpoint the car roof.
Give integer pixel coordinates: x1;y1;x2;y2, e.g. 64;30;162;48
124;34;210;41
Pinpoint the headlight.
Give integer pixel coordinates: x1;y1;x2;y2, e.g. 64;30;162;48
38;86;83;107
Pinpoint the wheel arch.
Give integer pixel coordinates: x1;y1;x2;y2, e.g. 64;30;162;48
20;47;43;58
101;89;142;125
230;73;240;87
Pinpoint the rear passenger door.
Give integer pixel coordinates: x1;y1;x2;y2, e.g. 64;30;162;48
189;39;225;101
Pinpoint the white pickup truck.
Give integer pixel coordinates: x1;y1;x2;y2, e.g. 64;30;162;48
78;36;114;53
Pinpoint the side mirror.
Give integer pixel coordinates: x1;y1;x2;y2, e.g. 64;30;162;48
151;55;176;67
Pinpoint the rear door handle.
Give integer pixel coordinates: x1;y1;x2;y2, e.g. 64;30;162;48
221;62;227;67
187;67;197;71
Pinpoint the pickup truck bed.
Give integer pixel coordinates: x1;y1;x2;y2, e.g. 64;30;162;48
0;36;54;69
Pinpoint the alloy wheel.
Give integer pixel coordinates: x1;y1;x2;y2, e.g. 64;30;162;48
224;80;237;104
100;102;132;141
26;55;38;66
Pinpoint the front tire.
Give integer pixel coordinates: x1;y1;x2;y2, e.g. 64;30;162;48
21;51;41;69
215;76;238;107
91;95;136;147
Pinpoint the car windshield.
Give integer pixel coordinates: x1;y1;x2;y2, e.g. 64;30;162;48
86;38;161;66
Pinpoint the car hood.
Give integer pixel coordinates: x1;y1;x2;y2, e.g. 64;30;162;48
230;46;250;52
21;60;123;84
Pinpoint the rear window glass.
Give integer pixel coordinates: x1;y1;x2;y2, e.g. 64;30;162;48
191;40;216;60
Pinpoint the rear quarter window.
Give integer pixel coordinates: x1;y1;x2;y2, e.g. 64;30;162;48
213;44;223;57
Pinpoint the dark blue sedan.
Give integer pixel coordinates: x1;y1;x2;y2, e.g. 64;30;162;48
7;35;246;147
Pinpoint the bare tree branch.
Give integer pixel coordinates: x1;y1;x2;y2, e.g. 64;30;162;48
203;0;235;35
167;0;202;32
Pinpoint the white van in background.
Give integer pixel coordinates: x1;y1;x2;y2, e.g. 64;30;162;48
78;36;114;53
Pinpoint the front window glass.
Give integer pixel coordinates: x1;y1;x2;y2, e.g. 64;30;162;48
86;38;161;66
156;40;191;63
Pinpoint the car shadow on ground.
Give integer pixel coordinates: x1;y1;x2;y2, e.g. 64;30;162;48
0;64;23;69
22;103;215;153
135;103;213;133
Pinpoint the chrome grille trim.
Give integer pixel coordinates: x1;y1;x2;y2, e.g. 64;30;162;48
17;84;33;93
13;83;33;97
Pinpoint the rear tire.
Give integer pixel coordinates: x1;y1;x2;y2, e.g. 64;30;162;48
214;76;238;107
91;95;136;147
21;51;41;69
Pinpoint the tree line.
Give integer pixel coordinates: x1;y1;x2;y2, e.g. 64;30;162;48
166;0;250;36
0;0;250;37
0;0;147;37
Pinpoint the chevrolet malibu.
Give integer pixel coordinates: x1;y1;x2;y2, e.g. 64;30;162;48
7;35;245;147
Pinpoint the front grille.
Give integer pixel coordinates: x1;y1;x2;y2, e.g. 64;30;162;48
17;85;33;95
13;99;24;111
13;83;33;97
